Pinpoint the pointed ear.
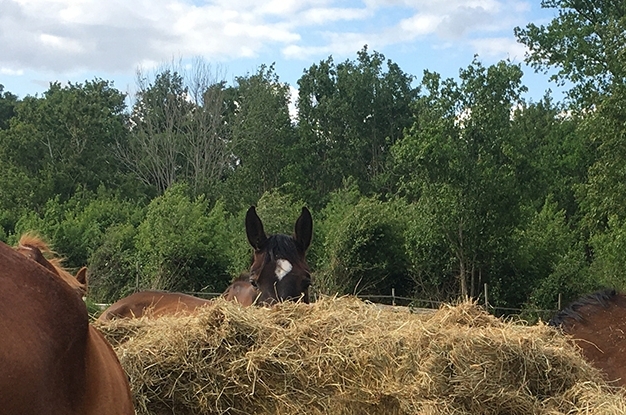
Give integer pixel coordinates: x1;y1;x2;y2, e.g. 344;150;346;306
294;207;313;253
75;267;88;286
246;206;267;250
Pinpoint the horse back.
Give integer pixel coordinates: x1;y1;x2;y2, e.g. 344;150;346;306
98;291;212;321
0;242;87;414
222;276;259;307
0;242;133;415
553;290;626;387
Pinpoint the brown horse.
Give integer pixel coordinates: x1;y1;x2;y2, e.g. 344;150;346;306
549;289;626;387
97;290;213;321
0;240;134;414
98;206;313;320
15;232;88;296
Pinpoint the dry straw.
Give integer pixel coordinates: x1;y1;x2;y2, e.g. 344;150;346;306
96;296;626;415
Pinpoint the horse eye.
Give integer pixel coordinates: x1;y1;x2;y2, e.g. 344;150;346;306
249;277;258;288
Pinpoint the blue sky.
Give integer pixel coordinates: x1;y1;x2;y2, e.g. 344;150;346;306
1;0;565;103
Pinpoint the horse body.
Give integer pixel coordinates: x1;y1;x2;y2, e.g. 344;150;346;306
549;289;626;387
0;241;133;415
97;290;213;321
98;206;313;320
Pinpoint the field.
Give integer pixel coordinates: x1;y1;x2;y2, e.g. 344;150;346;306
97;297;626;415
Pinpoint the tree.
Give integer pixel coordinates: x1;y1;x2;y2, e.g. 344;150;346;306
292;46;418;205
316;191;411;297
0;80;129;215
134;184;231;292
509;95;590;218
120;59;231;196
515;0;626;105
223;65;295;207
0;84;17;130
392;59;528;301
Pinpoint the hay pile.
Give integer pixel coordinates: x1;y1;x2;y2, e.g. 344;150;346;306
97;297;626;415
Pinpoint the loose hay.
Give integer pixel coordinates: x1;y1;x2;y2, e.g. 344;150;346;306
96;296;626;415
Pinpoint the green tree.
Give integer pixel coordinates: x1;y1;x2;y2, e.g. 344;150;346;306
509;95;589;218
223;65;295;207
0;84;17;130
316;191;411;297
12;187;143;268
392;59;528;302
516;0;626;290
292;46;418;205
515;0;626;105
0;80;129;212
134;184;231;292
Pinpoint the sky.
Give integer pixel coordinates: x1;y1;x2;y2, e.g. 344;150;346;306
0;0;566;104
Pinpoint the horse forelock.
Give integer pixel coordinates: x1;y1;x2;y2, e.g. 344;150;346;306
548;289;618;327
263;234;304;267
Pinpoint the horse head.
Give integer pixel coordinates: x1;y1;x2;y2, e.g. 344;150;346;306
246;206;313;305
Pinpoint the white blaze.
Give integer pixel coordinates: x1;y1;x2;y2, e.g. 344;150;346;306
275;259;293;280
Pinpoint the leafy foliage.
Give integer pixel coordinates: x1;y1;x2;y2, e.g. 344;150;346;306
134;184;231;293
317;194;410;297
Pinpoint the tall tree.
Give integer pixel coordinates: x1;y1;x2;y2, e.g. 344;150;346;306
293;46;418;205
517;1;626;233
120;60;231;196
392;59;528;301
224;64;295;207
515;0;626;106
0;80;128;211
0;84;17;130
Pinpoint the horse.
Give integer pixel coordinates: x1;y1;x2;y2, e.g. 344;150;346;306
15;232;88;296
549;289;626;387
222;272;261;306
0;240;134;415
97;205;313;320
239;205;313;305
97;290;214;321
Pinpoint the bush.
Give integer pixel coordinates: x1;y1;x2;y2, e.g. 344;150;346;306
317;194;411;297
134;183;231;293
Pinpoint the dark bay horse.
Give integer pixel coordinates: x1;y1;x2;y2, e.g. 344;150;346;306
549;289;626;387
98;206;313;321
0;240;134;414
238;205;313;305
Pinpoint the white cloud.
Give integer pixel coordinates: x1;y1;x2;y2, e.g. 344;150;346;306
469;37;528;61
1;0;539;90
1;67;24;75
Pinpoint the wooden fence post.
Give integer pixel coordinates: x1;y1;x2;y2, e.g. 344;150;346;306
484;283;489;309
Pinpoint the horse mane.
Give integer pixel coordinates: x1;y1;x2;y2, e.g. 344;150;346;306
548;289;618;327
17;232;86;294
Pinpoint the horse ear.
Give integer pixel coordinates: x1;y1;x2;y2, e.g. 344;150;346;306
246;206;267;250
75;267;88;286
294;207;313;253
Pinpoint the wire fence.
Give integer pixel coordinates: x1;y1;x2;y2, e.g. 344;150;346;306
95;284;561;321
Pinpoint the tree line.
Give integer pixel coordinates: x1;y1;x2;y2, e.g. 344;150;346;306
0;1;624;315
